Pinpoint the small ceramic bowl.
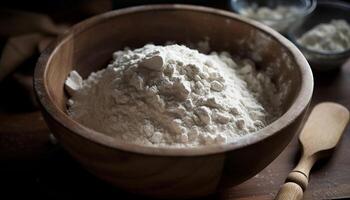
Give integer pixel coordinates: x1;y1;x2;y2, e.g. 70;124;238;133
34;4;313;199
229;0;316;33
288;0;350;71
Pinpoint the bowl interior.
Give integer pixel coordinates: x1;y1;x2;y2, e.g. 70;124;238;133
37;5;311;155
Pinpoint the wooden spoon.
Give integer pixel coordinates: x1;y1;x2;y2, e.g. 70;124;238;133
275;102;349;200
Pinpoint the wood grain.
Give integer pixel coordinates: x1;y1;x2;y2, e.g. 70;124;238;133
0;111;50;160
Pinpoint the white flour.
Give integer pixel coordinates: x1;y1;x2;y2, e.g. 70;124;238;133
65;44;280;147
297;20;350;53
240;6;301;32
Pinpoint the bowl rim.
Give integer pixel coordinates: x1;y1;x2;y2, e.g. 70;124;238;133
34;4;313;157
287;0;350;57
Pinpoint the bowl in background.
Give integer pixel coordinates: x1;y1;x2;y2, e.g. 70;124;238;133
288;0;350;71
230;0;316;33
34;4;313;198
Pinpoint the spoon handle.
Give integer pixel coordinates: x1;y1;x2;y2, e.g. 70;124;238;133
275;157;313;200
274;182;303;200
275;102;349;200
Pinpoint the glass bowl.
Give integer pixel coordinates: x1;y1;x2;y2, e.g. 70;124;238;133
229;0;316;33
287;0;350;71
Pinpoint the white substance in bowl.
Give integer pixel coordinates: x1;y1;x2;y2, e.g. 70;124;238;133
65;44;282;147
240;6;301;32
297;20;350;53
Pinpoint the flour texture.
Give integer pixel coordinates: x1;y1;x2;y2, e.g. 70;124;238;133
65;44;280;146
240;6;301;32
297;20;350;53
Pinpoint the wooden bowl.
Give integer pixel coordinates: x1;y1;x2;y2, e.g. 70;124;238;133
34;4;313;198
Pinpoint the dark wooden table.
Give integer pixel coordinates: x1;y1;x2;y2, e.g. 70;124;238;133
0;61;349;200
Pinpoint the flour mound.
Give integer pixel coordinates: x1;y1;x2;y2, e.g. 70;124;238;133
297;20;350;53
65;44;279;146
240;6;301;32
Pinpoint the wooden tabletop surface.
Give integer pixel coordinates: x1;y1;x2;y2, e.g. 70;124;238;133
0;61;349;200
